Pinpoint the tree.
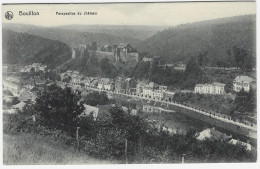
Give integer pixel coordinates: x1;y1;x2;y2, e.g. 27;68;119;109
183;57;207;89
185;57;203;76
99;58;118;78
95;105;150;160
30;67;35;76
62;76;71;83
91;42;97;51
232;46;253;70
83;91;109;106
234;87;256;114
101;46;106;51
34;84;84;126
11;97;20;105
197;51;208;67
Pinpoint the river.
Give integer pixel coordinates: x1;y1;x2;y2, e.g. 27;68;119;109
142;107;257;147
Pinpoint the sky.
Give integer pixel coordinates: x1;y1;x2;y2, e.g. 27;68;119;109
1;2;256;27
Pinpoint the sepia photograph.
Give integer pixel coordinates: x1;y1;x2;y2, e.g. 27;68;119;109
1;0;257;165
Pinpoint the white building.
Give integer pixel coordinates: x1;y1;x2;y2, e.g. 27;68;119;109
104;82;114;91
80;104;99;121
97;78;114;91
136;81;148;95
3;76;21;95
71;75;83;85
194;82;226;95
153;89;164;100
142;82;165;100
233;76;254;92
228;139;252;151
19;63;47;73
143;105;162;113
97;83;105;90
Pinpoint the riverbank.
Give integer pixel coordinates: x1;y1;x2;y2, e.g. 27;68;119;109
167;104;257;146
59;82;257;143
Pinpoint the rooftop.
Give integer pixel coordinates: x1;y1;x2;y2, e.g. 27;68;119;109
234;76;253;83
212;82;226;87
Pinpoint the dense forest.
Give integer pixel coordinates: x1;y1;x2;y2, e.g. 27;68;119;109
3;24;145;47
137;15;256;67
2;30;72;68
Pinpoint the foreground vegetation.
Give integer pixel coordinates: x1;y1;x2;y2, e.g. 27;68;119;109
3;84;256;164
3;131;115;165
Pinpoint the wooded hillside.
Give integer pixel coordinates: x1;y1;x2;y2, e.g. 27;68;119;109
2;30;72;68
138;15;256;66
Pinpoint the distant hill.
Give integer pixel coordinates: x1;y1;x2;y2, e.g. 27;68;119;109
55;25;167;40
2;29;72;68
2;24;162;47
137;15;256;66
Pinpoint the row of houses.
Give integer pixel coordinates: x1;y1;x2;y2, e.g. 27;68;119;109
136;82;175;101
194;75;255;95
233;76;254;92
194;82;226;95
115;77;137;93
59;70;176;101
3;64;24;73
19;63;47;73
2;76;21;96
97;78;114;91
61;71;255;99
196;128;253;151
3;74;49;96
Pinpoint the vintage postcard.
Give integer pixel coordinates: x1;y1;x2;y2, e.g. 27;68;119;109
1;1;257;165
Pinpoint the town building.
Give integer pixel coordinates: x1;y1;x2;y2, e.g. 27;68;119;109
2;65;8;72
143;56;161;66
2;76;22;95
136;81;148;95
196;128;232;141
61;70;81;84
115;43;131;60
114;43;139;62
153;89;164;100
71;75;83;85
194;82;226;95
143;57;154;63
233;76;254;92
71;48;81;59
12;101;26;112
228;139;252;151
163;91;175;101
142;82;166;100
97;78;114;91
80;104;99;121
159;85;168;91
34;78;47;88
19;89;37;102
122;106;138;116
104;45;113;52
174;61;186;71
22;77;35;89
143;105;162;114
125;78;137;92
115;77;126;93
83;77;96;87
104;81;115;91
90;79;99;88
19;63;47;73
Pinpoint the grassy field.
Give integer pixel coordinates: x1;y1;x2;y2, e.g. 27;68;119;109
3;131;115;165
